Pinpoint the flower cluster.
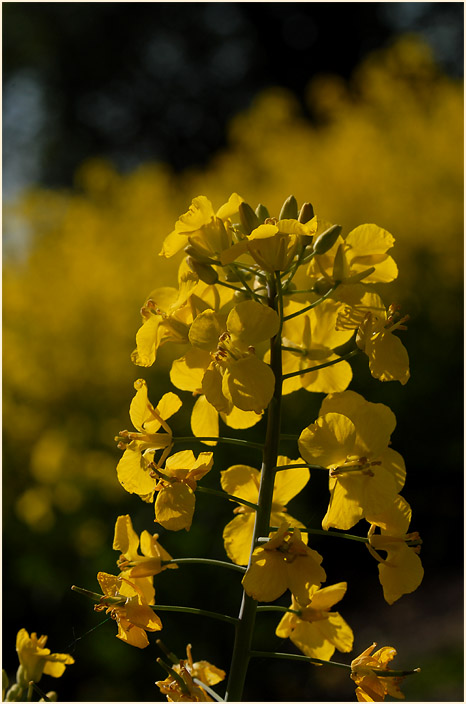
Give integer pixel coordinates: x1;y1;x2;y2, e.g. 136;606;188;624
68;192;421;702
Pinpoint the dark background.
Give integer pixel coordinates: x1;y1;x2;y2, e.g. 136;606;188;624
3;3;463;702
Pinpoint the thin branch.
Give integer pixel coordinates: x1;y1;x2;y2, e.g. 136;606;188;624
282;284;339;321
197;485;258;511
282;349;360;380
162;557;246;573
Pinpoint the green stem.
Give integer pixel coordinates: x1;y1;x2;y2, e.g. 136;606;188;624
216;280;245;294
173;436;263;451
228;264;264;303
152;604;238;626
282;348;360;380
282;284;339;321
250;650;351;670
267;526;369;544
275;463;326;471
162;557;246;573
256;606;302;615
28;682;51;702
196;486;258;511
225;272;284;702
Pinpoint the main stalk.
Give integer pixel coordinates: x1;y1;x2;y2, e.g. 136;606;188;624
225;273;283;701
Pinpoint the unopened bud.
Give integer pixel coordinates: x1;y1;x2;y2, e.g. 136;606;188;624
298;202;314;223
255;204;270;223
313;277;333;296
239;202;260;235
42;693;58;702
312;224;342;255
5;683;23;701
279;195;298;221
183;245;217;265
16;667;28;689
185;256;218;285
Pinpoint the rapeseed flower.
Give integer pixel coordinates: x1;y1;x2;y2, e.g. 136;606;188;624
16;629;74;683
220;216;316;273
351;643;411;701
156;644;225;701
187;299;279;414
221;458;309;565
276;582;353;660
356;304;410;385
242;524;326;603
308;223;398;286
365;496;423;604
96;572;162;648
112;514;177;605
153;450;214;531
299;390;405;530
116;379;181;497
279;299;354;394
169;346;262;445
160;193;243;260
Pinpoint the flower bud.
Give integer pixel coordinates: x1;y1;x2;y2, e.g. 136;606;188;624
255;204;270;223
183;245;217;265
313;277;333;296
239;202;260;235
42;693;58;702
5;683;23;702
185;256;218;285
298;202;314;223
279;195;298;220
224;269;242;282
16;667;28;689
312;224;342;254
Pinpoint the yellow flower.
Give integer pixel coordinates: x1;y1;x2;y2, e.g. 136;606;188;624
112;514;178;605
170;346;262;446
153;450;214;531
278;299;354;394
356;304;410;385
365;496;423;604
276;582;353;660
351;643;409;701
131;259;199;367
221;458;310;565
116;379;182;497
308;223;398;286
220;217;316;272
156;644;225;702
160;193;243;260
132;259;235;368
96;572;162;649
188;299;279;414
298;390;405;530
242;524;326;603
16;629;74;683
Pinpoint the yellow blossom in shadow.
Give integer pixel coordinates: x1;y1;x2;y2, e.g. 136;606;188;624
276;582;353;660
187;299;279;414
365;496;423;604
96;572;162;649
116;379;182;497
221;457;309;565
351;642;413;701
112;514;178;605
153;450;214;531
16;629;74;683
299;390;405;530
278;299;354;394
242;523;326;603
